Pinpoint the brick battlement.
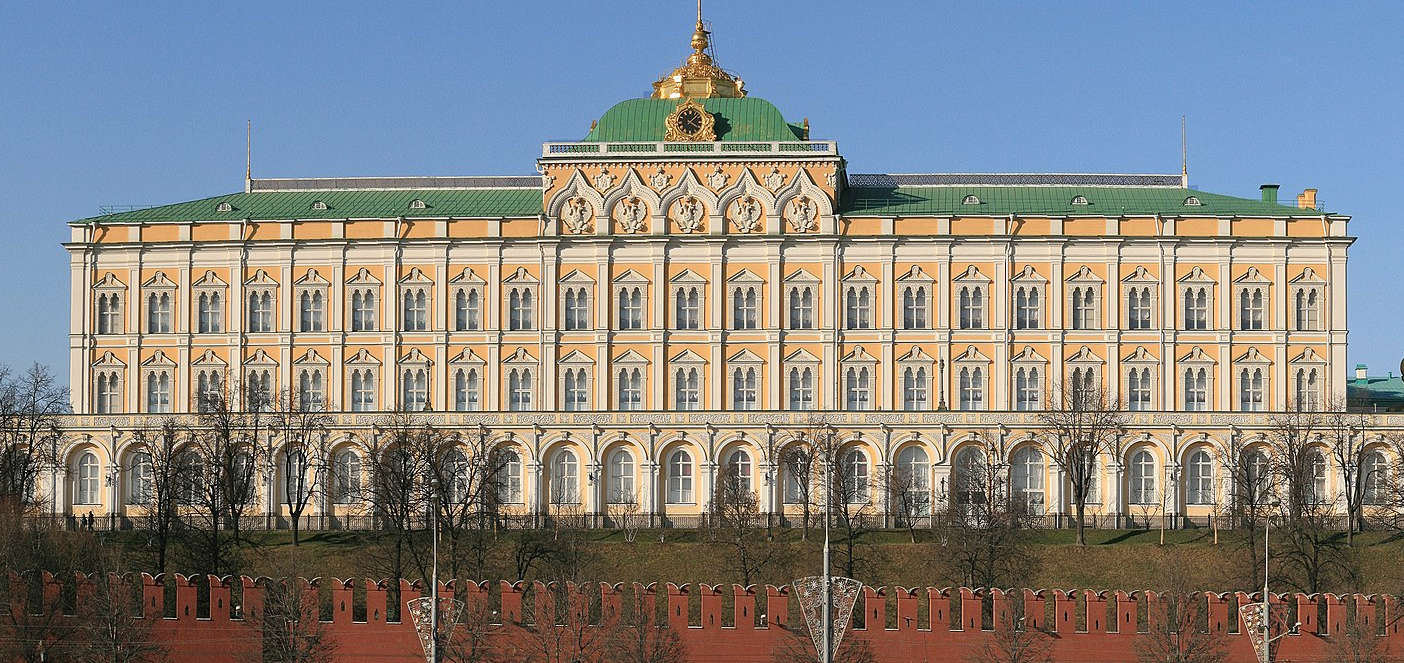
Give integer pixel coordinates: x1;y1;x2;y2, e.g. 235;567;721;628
3;571;1399;662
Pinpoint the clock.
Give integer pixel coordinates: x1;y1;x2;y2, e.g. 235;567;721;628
664;99;716;142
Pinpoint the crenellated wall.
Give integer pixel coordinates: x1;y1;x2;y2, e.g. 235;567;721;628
4;572;1400;662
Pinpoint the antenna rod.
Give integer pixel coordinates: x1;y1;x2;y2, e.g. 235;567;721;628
1180;115;1188;187
245;120;253;193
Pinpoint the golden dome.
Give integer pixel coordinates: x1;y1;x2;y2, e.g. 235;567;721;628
651;2;746;100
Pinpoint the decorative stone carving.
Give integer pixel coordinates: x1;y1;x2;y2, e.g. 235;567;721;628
764;167;785;191
826;171;838;188
593;168;615;191
707;166;729;190
616;196;648;233
541;173;555;189
650;167;672;190
729;196;763;233
786;195;818;232
561;197;593;234
672;196;705;233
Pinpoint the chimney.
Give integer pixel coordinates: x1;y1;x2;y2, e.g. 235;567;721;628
1259;184;1279;205
1297;188;1318;209
1355;363;1368;384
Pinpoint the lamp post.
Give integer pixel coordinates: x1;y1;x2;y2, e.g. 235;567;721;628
821;430;832;663
430;476;440;663
1258;496;1290;663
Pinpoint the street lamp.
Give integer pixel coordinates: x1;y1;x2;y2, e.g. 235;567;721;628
1257;496;1297;663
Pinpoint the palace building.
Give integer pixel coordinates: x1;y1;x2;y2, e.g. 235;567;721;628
55;10;1384;530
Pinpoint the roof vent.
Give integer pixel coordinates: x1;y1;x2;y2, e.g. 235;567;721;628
408;199;427;209
1183;196;1202;206
961;194;981;205
1356;363;1369;383
1259;184;1280;205
311;200;328;211
1071;195;1089;205
215;202;234;212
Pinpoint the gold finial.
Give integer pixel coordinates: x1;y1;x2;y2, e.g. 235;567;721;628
651;1;745;99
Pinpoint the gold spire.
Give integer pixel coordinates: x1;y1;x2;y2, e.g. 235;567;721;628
651;1;745;100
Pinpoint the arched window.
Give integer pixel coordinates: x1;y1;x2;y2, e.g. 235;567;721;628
1014;287;1040;329
496;449;523;504
1070;287;1095;330
1292;288;1321;331
508;287;534;330
351;369;376;412
675;367;700;410
953;447;988;513
401;368;428;411
1295;368;1320;411
402;288;429;331
675;286;701;329
789;366;815;410
901;366;928;411
297;369;325;411
608;450;635;504
1184;368;1208;411
902;286;927;329
75;452;100;505
146;371;172;413
896;446;930;515
508;368;533;411
1184;287;1209;330
284;450;308;503
958;367;984;410
618;286;645;329
1129;450;1156;505
444;449;469;504
197;291;223;333
299;291;324;332
1015;367;1040;411
562;368;589;411
788;286;814;329
96;371;121;414
147;292;172;334
1186;450;1213;505
97;293;122;334
1239;287;1265;330
1239;368;1265;412
732;367;758;410
351;289;377;331
1011;447;1045;512
845;286;872;329
732;287;758;329
667;450;694;504
127;451;151;505
1308;451;1328;504
844;367;871;411
456;288;482;331
840;449;869;503
1364;451;1387;505
618;368;643;410
551;450;579;505
724;449;753;494
1127;286;1152;330
1127;368;1152;411
332;450;361;504
1243;450;1270;501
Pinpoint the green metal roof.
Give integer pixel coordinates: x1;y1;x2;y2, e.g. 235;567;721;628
1348;376;1404;412
583;97;803;142
841;185;1331;217
73;188;543;224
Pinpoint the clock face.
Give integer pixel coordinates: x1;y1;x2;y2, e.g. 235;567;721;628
677;108;704;135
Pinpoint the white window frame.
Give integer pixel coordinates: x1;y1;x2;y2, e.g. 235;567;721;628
1178;268;1216;331
666;449;694;504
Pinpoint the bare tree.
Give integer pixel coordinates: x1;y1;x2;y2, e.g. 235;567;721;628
813;427;880;580
0;364;68;520
711;462;784;586
1324;613;1395;662
129;418;186;575
1134;557;1228;663
1321;402;1376;544
268;388;333;546
964;609;1053;663
935;433;1038;589
509;582;607;663
361;415;434;584
256;575;337;663
1264;406;1324;526
183;382;266;575
885;459;930;543
433;428;513;581
607;586;686;663
779;443;815;540
608;493;644;543
70;548;168;663
1037;382;1125;545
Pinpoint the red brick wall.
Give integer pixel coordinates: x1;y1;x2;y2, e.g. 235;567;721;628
6;572;1399;662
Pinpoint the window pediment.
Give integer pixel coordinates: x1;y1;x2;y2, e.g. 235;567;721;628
670;349;707;364
897;346;935;363
1122;265;1159;284
1066;345;1104;364
294;349;329;366
1010;265;1047;284
670;269;708;284
1122;346;1158;364
558;269;596;285
294;269;330;287
1178;346;1216;365
1233;266;1271;285
93;273;127;290
399;348;432;365
842;265;877;283
613;349;650;365
191;270;227;288
346;349;382;366
785;348;821;364
727;348;766;364
93;351;126;368
1234;347;1272;365
503;348;538;364
141;271;178;289
244;269;279;287
140;350;176;367
398;267;434;285
1177;266;1216;284
346;268;383;286
840;345;879;363
557;350;595;365
953;265;991;283
447;348;483;365
1066;265;1104;284
244;349;278;366
447;267;485;285
896;265;934;283
1290;348;1327;364
952;345;991;363
1009;345;1047;363
612;269;650;285
782;268;820;284
726;268;765;284
192;349;227;367
1289;267;1326;285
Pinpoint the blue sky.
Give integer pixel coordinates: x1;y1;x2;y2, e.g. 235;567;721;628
1;1;1400;380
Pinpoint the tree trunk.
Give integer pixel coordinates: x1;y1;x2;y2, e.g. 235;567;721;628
1075;500;1086;546
291;511;301;546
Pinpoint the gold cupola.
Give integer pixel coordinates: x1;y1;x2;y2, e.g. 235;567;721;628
651;1;746;100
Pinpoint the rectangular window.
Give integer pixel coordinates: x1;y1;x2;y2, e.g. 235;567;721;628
196;291;223;333
957;286;985;329
617;367;643;410
96;292;123;334
563;287;589;330
350;289;377;331
1014;367;1040;411
844;286;872;329
675;286;701;330
901;366;928;410
1014;287;1040;329
146;292;173;333
675;367;701;410
402;289;429;331
618;286;645;330
248;291;275;332
844;366;871;410
508;288;535;331
788;366;815;410
298;290;325;332
455;288;482;331
732;287;758;330
902;286;927;329
732;367;758;410
1183;287;1210;330
350;369;376;412
1127;368;1152;411
1127;287;1152;330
